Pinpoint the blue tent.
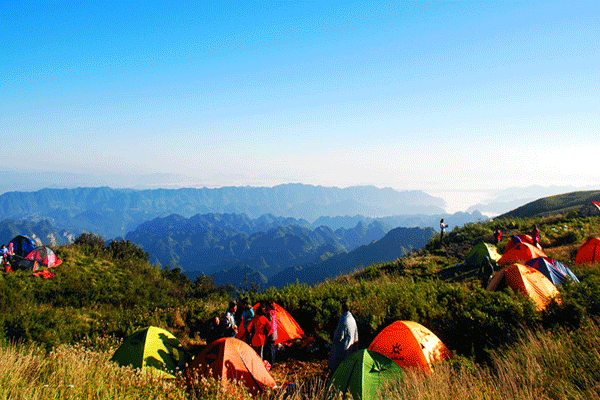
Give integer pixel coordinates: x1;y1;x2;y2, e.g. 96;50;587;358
525;257;579;286
9;235;37;258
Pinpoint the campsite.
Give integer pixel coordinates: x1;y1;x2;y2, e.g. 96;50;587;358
2;200;600;399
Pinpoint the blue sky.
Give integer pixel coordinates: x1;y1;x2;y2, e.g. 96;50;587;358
1;1;599;211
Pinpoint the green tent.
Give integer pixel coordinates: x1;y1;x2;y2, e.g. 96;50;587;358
111;326;187;378
329;349;405;400
464;242;501;267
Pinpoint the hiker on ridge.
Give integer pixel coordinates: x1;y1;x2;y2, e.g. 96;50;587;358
328;301;359;372
440;219;449;245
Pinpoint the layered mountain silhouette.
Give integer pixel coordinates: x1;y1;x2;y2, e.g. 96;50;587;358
0;184;494;288
0;219;73;247
0;184;445;238
267;226;435;288
125;213;393;283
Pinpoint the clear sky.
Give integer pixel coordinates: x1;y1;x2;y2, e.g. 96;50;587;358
1;1;599;211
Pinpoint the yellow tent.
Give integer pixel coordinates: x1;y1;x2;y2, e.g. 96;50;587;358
486;263;560;311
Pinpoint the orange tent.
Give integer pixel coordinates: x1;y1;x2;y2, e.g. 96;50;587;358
368;321;452;374
498;242;547;266
486;263;560;311
239;302;305;345
505;234;543;252
575;237;600;265
186;337;276;395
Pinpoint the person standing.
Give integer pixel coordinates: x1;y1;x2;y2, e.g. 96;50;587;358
493;227;502;245
440;219;449;245
328;301;359;372
206;316;221;344
7;242;13;261
263;300;278;366
531;224;540;247
221;301;238;338
237;298;255;344
479;256;495;289
240;299;255;327
247;304;272;359
0;245;7;264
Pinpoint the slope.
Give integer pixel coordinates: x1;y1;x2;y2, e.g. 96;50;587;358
500;190;600;219
268;226;435;287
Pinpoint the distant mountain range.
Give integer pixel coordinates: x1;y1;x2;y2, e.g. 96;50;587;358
267;226;435;288
0;184;445;238
2;186;597;289
0;219;73;248
125;213;393;282
0;184;490;288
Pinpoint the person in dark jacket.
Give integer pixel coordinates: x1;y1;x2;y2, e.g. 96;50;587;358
206;316;221;344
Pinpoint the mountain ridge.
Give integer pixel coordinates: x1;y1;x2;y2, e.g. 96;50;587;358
0;184;445;238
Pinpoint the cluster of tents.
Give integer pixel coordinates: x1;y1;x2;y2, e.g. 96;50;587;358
329;320;452;400
3;235;62;278
463;233;600;311
109;226;600;399
110;306;453;399
111;302;307;395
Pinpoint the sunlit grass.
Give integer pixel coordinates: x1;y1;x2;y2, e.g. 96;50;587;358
3;319;600;399
0;341;188;400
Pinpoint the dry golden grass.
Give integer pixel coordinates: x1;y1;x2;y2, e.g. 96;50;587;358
3;321;600;400
0;341;188;400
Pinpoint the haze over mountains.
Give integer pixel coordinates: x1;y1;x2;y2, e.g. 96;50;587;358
11;183;598;287
0;184;447;238
2;169;596;216
0;183;490;287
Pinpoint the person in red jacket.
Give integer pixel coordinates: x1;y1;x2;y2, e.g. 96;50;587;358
246;304;272;359
493;227;502;244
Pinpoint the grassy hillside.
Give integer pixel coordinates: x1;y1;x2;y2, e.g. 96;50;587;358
0;234;229;347
2;208;600;398
500;190;600;218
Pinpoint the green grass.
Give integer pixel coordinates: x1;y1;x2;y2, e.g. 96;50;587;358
2;213;600;398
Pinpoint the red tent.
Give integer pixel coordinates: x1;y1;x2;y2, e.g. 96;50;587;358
498;242;547;266
368;321;452;374
186;337;276;395
23;246;62;268
505;234;543;252
14;246;62;278
575;237;600;265
238;303;305;346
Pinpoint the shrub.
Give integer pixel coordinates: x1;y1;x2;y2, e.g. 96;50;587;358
73;232;106;256
106;239;149;262
553;229;582;246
